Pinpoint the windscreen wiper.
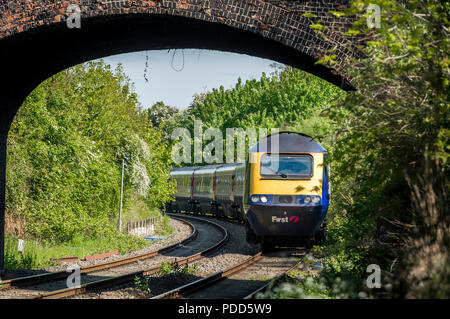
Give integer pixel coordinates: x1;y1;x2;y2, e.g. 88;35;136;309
266;167;287;178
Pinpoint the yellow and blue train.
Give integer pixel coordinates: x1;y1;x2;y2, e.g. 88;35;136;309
166;131;330;250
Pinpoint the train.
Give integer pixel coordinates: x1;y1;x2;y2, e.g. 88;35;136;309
165;131;330;250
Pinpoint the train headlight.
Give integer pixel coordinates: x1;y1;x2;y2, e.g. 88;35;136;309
312;196;321;204
303;196;311;204
251;195;260;203
260;196;268;203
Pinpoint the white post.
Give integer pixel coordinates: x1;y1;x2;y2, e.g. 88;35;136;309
119;158;125;232
17;239;24;255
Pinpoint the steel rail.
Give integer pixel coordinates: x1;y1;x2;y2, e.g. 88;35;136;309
33;215;229;299
151;252;263;299
242;257;305;299
1;216;196;289
173;211;245;226
152;247;309;300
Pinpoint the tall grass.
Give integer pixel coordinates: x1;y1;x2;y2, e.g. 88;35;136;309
4;207;174;270
4;192;174;270
3;234;148;270
155;215;174;237
5;235;44;269
122;192;162;226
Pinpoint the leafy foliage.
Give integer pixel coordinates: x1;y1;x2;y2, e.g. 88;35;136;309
177;66;345;164
134;275;152;295
158;260;198;277
310;0;449;298
186;67;344;132
146;101;185;139
6;61;175;243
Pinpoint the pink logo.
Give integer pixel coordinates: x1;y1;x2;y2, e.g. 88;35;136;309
289;216;300;223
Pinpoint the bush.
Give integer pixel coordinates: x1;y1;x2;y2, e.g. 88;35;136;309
6;61;175;243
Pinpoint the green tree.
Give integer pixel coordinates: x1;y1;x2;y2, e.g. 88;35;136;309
6;61;175;243
313;0;449;298
146;101;186;140
179;67;345;164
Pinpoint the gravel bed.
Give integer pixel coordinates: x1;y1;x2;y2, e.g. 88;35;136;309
191;217;261;277
47;218;192;272
67;214;262;299
74;217;224;280
187;250;303;299
1;216;227;299
1;218;192;281
68;273;200;299
2;214;305;299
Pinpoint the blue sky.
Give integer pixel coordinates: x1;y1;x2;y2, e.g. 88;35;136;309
98;49;277;110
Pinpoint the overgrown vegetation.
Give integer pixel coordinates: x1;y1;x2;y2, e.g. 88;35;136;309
158;261;198;277
183;67;344;135
4;233;146;269
261;0;449;298
154;214;174;237
134;275;152;295
5;61;175;269
323;0;448;298
149;64;346;165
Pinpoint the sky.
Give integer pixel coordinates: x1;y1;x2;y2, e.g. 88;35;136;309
97;49;278;110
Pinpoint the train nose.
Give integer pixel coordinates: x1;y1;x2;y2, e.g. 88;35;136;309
246;205;324;237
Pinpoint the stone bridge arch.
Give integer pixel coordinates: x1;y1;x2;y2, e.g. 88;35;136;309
0;0;359;274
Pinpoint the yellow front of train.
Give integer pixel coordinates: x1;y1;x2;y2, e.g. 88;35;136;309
243;132;329;246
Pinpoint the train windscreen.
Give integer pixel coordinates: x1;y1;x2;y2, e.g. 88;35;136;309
260;154;313;178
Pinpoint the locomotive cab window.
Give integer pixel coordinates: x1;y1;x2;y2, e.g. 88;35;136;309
260;154;313;179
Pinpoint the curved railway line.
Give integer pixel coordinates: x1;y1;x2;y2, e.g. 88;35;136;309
0;215;229;299
152;248;307;299
0;216;195;290
1;213;309;299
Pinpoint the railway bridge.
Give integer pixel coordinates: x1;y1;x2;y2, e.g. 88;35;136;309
0;0;360;275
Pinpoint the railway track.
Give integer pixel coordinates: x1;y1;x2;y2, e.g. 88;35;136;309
0;216;195;291
0;215;229;299
152;248;308;299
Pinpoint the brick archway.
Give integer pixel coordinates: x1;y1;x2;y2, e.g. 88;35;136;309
0;0;358;274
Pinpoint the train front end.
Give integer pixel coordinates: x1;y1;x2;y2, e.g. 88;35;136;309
244;132;330;247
